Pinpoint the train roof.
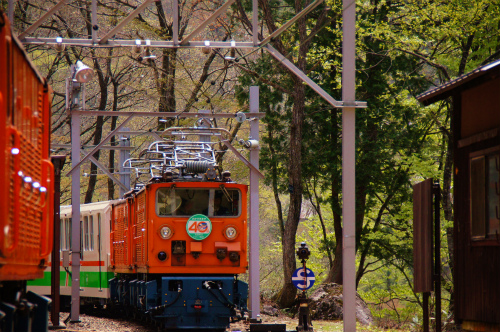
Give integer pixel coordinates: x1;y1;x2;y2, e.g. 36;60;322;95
60;199;123;216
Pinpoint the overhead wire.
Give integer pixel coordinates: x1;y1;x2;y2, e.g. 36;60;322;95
54;29;299;151
36;0;320;199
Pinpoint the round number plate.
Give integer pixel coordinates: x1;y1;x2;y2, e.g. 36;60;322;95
186;214;212;240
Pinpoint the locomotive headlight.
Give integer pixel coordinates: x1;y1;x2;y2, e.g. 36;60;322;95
223;226;238;240
158;251;168;261
159;225;174;239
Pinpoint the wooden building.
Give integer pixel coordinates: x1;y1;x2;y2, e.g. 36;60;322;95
417;59;500;331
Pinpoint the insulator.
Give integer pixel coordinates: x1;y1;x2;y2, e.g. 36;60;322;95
185;161;213;174
243;139;259;148
222;171;232;182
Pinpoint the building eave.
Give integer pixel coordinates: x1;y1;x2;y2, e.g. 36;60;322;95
417;59;500;106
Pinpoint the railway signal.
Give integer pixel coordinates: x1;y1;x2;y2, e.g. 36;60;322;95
292;267;316;291
295;242;314;332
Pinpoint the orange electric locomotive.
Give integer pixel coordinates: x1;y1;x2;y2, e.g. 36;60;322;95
108;128;249;331
0;10;53;332
111;182;248;274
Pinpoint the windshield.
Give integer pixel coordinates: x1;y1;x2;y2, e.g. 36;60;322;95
156;187;240;217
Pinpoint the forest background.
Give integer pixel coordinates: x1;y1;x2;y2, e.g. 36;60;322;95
2;0;500;328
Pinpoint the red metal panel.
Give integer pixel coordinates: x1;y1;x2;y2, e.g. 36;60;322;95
0;12;53;280
134;192;147;268
143;182;248;274
111;202;129;270
413;178;433;293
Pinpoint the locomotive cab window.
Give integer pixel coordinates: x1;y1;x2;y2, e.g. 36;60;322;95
470;148;500;241
212;189;240;216
156;187;240;217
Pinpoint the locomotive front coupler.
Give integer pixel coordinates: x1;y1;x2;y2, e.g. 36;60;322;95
192;299;204;311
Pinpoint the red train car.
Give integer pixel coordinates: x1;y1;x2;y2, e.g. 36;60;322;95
0;10;53;332
0;10;53;281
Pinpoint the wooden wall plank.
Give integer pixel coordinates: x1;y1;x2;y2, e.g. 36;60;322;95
413;178;434;293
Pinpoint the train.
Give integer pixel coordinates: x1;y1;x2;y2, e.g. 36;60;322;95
1;8;249;331
28;128;250;331
0;10;54;332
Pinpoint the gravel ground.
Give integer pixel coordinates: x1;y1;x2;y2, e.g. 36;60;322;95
55;312;153;332
54;311;299;332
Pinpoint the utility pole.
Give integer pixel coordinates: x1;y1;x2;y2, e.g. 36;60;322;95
342;0;357;331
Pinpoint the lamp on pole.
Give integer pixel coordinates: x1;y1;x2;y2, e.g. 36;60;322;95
66;60;94;322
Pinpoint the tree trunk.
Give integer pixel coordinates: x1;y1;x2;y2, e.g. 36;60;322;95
268;125;285;237
325;109;342;284
107;81;119;200
325;192;343;284
84;116;104;204
155;2;177;129
84;55;109;203
156;48;177;129
442;102;454;316
276;0;309;303
277;76;305;307
442;35;471;319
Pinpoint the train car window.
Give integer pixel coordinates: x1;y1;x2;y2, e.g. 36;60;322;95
156;188;240;217
60;219;65;250
65;218;72;250
98;213;102;251
61;217;69;250
89;215;94;251
175;189;210;216
63;218;69;250
83;216;89;251
470;149;500;240
82;216;86;250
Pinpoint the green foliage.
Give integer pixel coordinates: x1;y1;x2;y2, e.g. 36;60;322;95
236;55;292;193
296;217;335;284
240;0;500;326
358;260;422;328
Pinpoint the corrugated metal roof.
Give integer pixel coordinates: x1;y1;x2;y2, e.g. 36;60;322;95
417;59;500;105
